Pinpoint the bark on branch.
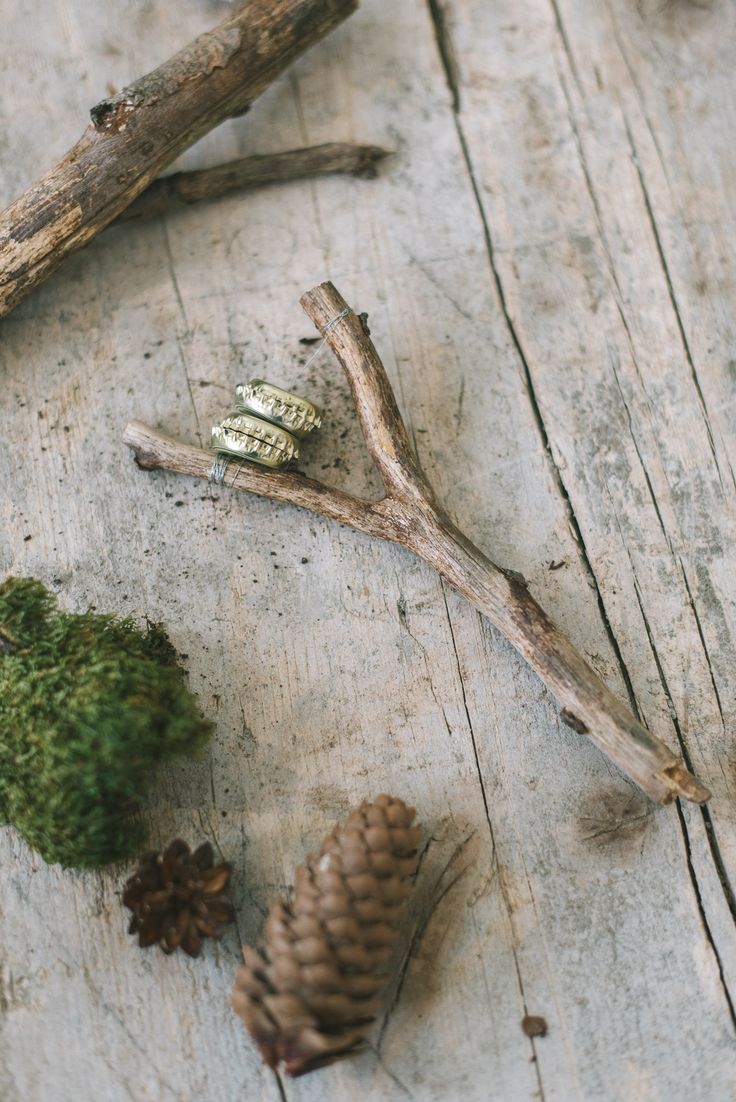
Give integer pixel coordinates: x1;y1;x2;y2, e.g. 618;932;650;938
123;281;711;807
116;143;391;223
0;0;357;318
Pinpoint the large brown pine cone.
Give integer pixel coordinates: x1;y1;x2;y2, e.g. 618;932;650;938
123;838;234;957
231;794;421;1076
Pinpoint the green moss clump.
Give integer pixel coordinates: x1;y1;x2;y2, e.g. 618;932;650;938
0;577;213;868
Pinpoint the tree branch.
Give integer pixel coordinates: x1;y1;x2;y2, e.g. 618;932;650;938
0;0;358;318
116;143;391;223
300;286;433;505
124;420;402;541
123;281;711;807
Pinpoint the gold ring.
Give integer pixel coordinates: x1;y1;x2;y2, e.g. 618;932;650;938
210;412;299;469
235;379;322;438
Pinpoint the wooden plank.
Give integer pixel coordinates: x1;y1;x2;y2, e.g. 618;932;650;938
435;0;736;1093
0;1;734;1100
1;4;530;1100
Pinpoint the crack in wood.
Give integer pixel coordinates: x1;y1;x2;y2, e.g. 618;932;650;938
621;113;725;490
444;75;646;748
428;4;736;1077
609;353;674;554
161;223;203;445
438;579;547;1102
679;560;726;732
676;799;736;1030
426;0;461;112
548;0;584;100
628;572;736;1024
549;28;736;1012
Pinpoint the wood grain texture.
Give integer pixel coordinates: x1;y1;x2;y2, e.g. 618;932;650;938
125;279;709;805
0;0;358;317
1;1;735;1100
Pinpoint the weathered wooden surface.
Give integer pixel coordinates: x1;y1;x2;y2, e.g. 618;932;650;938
1;1;734;1099
124;279;710;808
0;0;358;317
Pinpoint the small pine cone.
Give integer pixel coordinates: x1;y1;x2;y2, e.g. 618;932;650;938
123;838;234;957
231;794;421;1076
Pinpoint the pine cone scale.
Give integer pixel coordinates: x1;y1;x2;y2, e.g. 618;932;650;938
124;839;234;957
201;866;232;893
232;795;420;1076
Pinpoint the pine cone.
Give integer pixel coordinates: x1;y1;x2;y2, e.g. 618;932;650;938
231;794;421;1076
123;838;234;957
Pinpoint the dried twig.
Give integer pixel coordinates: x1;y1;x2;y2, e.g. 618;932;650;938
116;143;391;223
123;282;711;807
0;0;357;318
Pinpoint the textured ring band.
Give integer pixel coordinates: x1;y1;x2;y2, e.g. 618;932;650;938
235;379;322;438
211;412;299;469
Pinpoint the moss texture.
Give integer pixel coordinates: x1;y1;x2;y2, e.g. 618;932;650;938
0;578;213;868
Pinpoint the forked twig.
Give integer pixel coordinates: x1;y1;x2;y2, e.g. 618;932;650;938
123;281;711;806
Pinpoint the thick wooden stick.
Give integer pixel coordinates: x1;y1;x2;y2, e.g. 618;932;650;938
0;0;357;318
116;143;391;223
123;281;711;806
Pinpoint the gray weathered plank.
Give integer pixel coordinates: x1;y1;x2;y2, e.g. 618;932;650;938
1;1;734;1100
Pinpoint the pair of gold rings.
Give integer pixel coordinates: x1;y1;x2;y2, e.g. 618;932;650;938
211;379;322;470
